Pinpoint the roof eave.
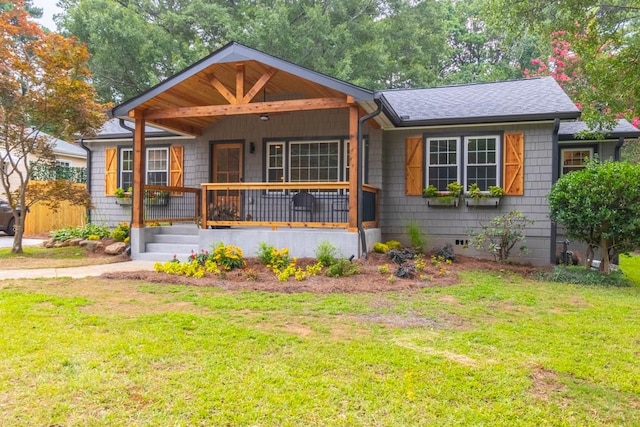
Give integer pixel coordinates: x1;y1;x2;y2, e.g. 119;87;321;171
394;112;581;128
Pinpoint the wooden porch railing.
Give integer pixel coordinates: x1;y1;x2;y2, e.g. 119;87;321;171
142;185;200;224
200;182;380;230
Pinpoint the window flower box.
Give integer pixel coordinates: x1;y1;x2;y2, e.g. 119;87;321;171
423;182;462;208
116;196;132;205
465;197;501;207
464;184;503;208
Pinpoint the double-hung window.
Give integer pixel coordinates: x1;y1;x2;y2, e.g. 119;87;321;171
465;136;500;190
119;147;169;189
424;134;501;192
426;137;461;191
561;148;593;175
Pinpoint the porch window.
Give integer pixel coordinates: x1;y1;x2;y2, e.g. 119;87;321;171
561;148;593;175
266;142;284;183
426;137;460;191
465;136;500;190
265;138;351;184
290;140;340;182
119;147;169;189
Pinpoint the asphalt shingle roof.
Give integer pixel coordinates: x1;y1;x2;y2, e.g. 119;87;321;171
379;77;580;126
559;119;640;139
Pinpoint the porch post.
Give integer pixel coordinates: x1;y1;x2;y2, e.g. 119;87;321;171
348;105;359;231
132;114;146;228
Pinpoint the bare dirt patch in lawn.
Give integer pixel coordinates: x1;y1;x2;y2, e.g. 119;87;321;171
101;253;545;294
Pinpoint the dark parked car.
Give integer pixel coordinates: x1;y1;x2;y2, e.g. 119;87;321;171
0;199;21;236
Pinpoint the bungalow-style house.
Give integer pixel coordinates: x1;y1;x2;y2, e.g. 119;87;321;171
82;42;640;265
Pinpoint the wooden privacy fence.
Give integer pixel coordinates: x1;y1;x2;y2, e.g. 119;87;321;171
23;182;87;236
24;200;86;236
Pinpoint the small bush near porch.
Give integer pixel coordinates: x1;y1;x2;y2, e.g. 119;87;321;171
1;256;639;425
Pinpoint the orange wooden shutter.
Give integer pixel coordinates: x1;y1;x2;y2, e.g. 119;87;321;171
169;145;184;196
105;147;117;195
503;133;524;195
405;136;423;195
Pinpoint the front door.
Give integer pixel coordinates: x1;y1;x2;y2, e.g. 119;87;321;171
211;143;243;221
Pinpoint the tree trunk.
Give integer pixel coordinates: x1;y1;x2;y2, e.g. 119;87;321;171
11;213;24;254
600;237;610;274
585;245;594;271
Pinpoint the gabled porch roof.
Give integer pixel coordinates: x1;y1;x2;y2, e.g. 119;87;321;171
111;42;376;136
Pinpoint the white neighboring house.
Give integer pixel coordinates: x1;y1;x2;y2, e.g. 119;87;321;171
0;132;87;199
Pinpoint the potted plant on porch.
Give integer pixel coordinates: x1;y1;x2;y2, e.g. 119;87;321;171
464;183;504;207
423;182;463;207
208;202;240;228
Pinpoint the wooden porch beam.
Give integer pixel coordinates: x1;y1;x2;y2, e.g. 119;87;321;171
143;97;354;120
242;67;277;104
235;64;245;103
147;119;203;136
209;74;237;104
132;114;146;228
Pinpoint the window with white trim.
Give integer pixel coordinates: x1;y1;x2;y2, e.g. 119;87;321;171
119;147;169;189
266;142;284;183
425;134;502;192
561;148;593;175
265;138;352;184
55;160;71;167
465;136;500;190
426;137;461;191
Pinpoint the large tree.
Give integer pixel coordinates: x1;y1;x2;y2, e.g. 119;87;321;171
57;0;531;102
548;160;640;273
0;0;107;253
485;0;640;129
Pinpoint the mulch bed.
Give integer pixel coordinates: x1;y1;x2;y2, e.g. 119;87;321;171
102;253;546;294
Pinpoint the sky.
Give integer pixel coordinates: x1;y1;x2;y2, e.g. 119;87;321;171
31;0;63;31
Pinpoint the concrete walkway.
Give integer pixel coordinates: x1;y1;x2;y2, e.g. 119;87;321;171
0;260;157;279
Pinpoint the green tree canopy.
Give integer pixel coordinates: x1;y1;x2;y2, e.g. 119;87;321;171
548;160;640;273
57;0;531;103
485;0;640;129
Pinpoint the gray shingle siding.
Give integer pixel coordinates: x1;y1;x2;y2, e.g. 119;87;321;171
379;123;555;265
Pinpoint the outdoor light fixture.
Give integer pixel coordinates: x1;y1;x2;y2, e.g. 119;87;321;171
250;142;256;153
260;113;269;121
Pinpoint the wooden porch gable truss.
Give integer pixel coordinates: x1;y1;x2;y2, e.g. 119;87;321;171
129;62;365;230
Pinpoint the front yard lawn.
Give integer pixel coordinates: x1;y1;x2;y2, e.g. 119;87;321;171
1;257;639;426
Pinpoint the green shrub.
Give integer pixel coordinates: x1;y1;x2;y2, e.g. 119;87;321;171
257;242;291;270
51;224;111;242
111;222;130;242
373;242;389;253
326;258;359;277
212;242;245;270
315;241;339;267
385;240;402;250
540;266;631;286
466;210;534;262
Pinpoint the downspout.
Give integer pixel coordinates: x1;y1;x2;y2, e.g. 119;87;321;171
614;136;624;161
78;138;91;223
358;96;383;258
549;118;560;264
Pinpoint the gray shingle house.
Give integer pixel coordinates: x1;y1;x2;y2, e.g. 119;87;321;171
82;42;640;265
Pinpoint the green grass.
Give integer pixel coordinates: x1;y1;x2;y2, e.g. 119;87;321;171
0;246;120;268
1;259;639;425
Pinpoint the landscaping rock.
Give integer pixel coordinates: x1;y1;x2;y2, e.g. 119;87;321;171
79;239;103;253
68;238;84;247
105;242;127;255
